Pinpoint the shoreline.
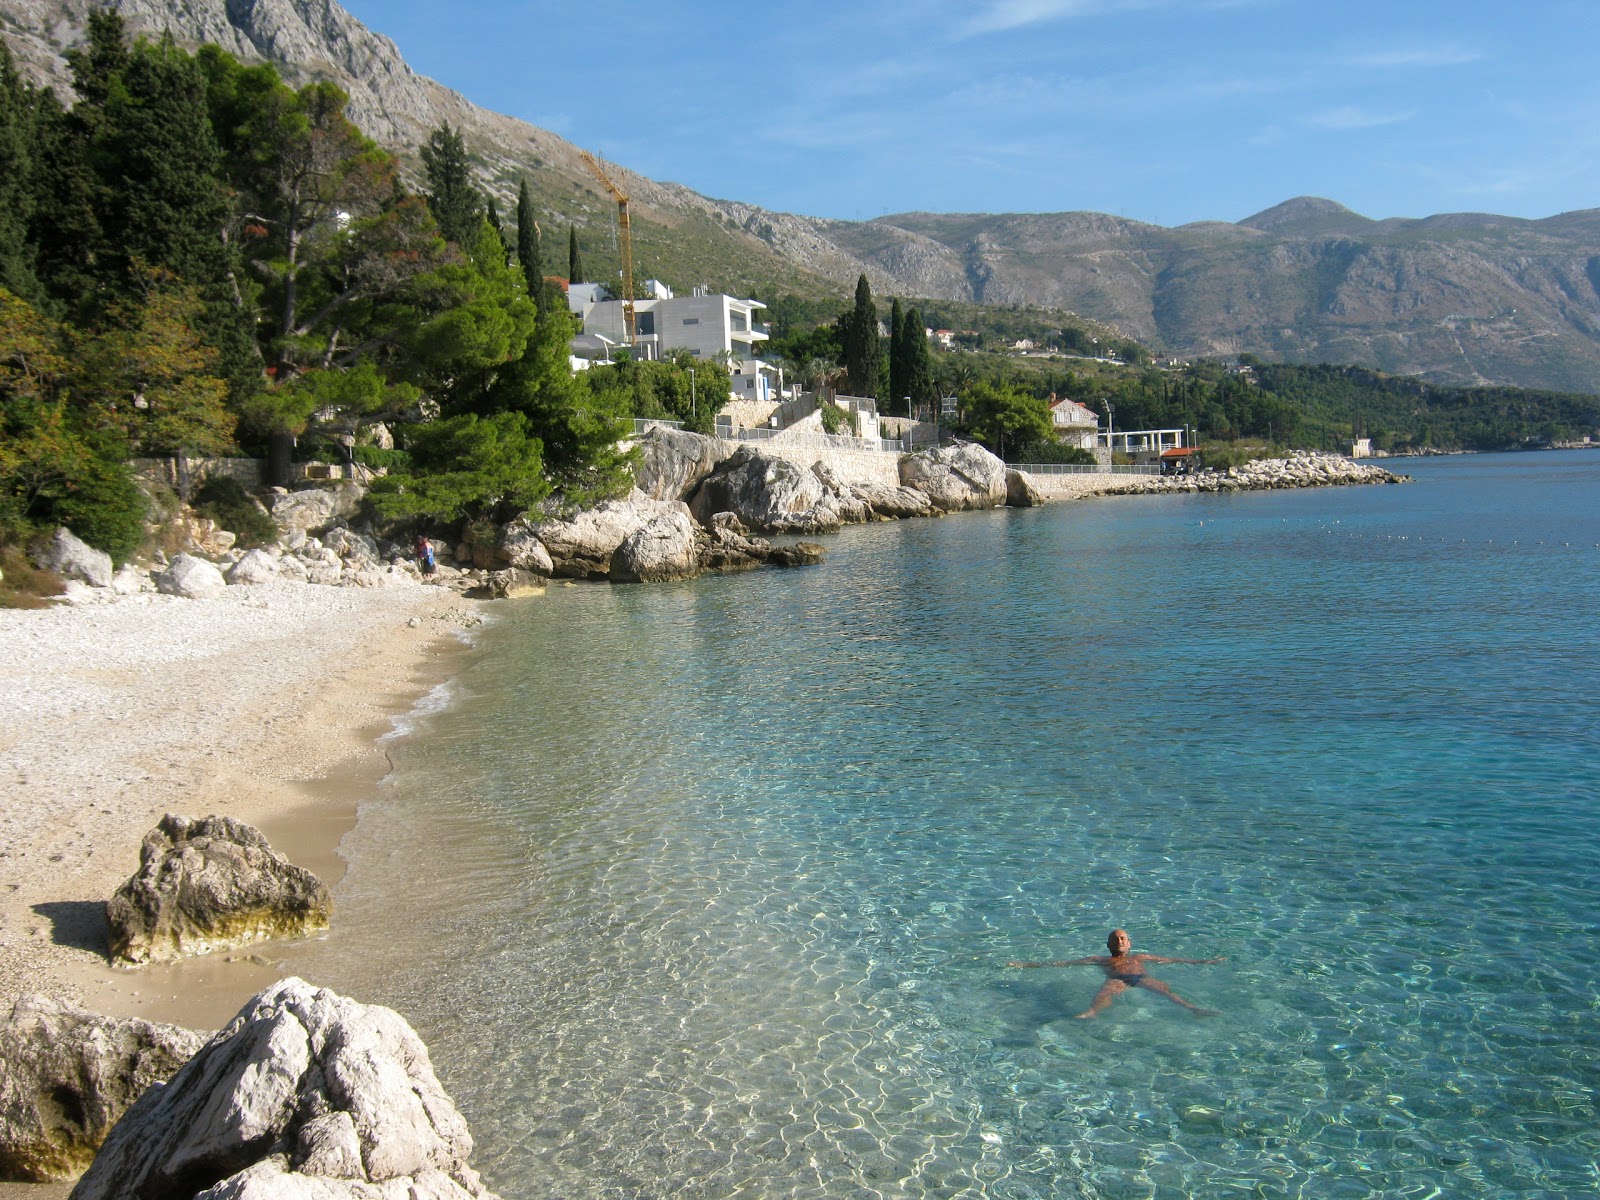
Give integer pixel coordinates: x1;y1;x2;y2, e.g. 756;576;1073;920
0;582;484;1042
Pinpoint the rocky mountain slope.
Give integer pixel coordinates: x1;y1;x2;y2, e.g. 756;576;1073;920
5;0;1600;391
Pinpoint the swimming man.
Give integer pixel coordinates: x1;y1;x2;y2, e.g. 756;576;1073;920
1009;928;1224;1019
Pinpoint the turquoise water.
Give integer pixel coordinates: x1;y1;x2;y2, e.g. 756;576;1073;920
289;451;1600;1199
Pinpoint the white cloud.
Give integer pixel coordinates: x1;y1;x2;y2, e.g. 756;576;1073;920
1306;106;1416;131
959;0;1102;36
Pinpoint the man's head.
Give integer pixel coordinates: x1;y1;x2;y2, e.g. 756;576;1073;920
1107;929;1131;955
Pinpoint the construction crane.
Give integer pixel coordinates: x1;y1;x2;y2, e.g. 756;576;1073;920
577;149;636;346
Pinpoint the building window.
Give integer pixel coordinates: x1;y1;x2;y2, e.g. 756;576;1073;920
730;314;747;331
637;312;656;335
681;317;699;326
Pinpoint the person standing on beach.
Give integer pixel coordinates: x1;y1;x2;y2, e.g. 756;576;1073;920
1009;928;1224;1019
414;534;436;577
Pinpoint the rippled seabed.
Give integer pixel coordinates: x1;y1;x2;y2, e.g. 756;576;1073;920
288;453;1600;1199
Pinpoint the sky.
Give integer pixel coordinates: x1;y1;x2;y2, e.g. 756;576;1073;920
338;0;1600;229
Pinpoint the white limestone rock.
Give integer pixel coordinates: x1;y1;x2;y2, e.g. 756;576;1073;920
634;426;727;501
31;527;112;588
156;554;228;600
899;443;1008;512
688;447;843;533
271;486;366;539
532;491;689;578
610;510;699;583
225;550;280;586
70;978;500;1200
1005;469;1045;508
495;518;554;576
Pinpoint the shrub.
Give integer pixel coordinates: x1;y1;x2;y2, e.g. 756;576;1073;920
192;475;278;549
0;541;64;609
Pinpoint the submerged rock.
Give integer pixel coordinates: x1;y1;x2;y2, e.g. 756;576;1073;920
0;996;206;1182
1005;469;1045;508
69;978;500;1200
106;815;332;965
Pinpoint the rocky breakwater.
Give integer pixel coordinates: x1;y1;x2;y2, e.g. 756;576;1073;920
1115;451;1407;496
70;977;501;1200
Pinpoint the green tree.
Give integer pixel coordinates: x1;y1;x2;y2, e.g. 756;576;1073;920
888;297;905;403
367;410;547;522
0;39;40;300
420;122;482;246
962;380;1052;458
568;224;584;284
902;306;935;416
843;273;879;400
515;177;543;301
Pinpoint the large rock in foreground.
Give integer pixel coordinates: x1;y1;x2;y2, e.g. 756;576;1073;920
106;815;332;965
688;446;844;534
634;426;726;501
531;491;692;578
156;554;228;600
70;978;500;1200
0;997;207;1182
899;443;1009;512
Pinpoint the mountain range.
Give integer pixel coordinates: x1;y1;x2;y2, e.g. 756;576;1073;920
5;0;1600;393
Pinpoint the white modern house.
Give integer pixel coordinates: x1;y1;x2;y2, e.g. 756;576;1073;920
566;282;778;401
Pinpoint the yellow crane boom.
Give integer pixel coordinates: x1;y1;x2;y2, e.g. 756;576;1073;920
577;150;636;346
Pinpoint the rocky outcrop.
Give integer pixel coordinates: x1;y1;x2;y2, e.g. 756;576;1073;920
610;510;699;583
634;426;727;501
688;447;844;534
484;567;545;599
1005;469;1045;508
30;527;112;588
70;978;500;1200
156;554;228;600
495;518;554;576
531;491;692;578
898;443;1009;512
0;997;207;1183
106;815;332;965
270;485;366;540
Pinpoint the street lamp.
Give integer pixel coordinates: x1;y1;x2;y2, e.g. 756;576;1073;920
689;367;696;418
1105;399;1114;467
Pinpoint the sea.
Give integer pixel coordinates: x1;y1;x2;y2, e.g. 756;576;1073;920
286;450;1600;1200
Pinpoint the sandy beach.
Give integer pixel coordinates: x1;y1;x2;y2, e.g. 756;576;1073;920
0;581;483;1040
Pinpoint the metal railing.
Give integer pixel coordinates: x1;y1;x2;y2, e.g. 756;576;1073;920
631;417;685;436
728;426;902;453
1007;462;1163;476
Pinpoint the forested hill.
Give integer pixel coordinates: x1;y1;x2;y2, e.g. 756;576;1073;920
6;0;1600;392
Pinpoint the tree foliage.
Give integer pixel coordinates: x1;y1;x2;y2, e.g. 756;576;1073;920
420;122;482;247
842;273;879;400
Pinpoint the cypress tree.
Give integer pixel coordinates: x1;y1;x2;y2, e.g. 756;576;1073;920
420;122;483;245
515;177;543;300
887;297;905;405
843;273;878;399
485;196;511;264
568;224;584;284
903;306;934;418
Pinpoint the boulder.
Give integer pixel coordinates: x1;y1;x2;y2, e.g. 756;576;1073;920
634;426;727;501
1005;469;1045;508
0;996;206;1182
110;564;153;595
485;568;546;599
31;528;112;588
224;550;279;586
495;518;554;576
106;814;332;965
156;554;228;600
270;486;366;539
899;442;1009;512
320;527;379;566
688;447;842;533
850;480;935;520
532;491;687;578
610;510;699;583
165;513;237;557
69;978;499;1200
274;555;308;583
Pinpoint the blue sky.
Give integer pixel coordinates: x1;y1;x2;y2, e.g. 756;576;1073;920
339;0;1600;228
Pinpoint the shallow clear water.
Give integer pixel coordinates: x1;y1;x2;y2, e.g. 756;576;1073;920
289;451;1600;1200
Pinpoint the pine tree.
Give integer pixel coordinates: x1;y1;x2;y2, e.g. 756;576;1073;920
515;177;543;301
843;273;879;399
568;224;584;284
420;122;482;246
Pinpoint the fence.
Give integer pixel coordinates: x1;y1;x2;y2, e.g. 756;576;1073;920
1007;462;1163;476
726;426;903;454
631;418;685;436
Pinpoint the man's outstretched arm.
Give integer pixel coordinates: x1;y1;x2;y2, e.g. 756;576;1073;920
1140;954;1226;965
1007;956;1106;968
